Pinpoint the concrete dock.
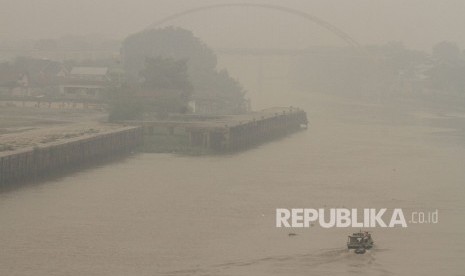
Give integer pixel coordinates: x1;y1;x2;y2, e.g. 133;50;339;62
134;107;308;151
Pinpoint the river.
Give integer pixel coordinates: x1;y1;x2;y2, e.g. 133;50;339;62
1;93;464;275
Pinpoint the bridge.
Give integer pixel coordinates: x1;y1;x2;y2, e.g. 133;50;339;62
213;47;366;57
149;3;360;48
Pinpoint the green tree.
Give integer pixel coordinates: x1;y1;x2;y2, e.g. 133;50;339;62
429;41;465;94
122;27;246;114
433;41;460;64
140;57;192;93
122;27;216;80
108;56;194;121
139;57;193;116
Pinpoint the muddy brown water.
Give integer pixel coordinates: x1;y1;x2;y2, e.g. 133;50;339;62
1;94;464;275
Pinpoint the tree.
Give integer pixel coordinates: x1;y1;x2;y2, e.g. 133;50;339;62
429;41;465;94
122;27;246;114
139;57;193;116
122;27;216;80
108;56;194;120
433;41;460;64
140;57;192;93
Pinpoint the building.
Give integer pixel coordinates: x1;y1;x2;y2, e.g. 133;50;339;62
60;67;110;100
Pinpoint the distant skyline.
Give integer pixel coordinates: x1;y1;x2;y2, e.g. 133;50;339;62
1;0;464;52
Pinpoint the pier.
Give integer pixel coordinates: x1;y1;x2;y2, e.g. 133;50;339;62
135;107;308;151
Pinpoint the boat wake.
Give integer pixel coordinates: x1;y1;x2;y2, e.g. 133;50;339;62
162;247;393;276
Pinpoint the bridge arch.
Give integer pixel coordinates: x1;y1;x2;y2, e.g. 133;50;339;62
148;3;360;48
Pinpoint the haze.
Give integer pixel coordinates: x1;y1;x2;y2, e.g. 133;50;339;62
1;0;465;51
1;1;465;275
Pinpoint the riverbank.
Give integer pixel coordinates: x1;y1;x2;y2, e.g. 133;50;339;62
0;106;144;186
0;104;113;152
0;126;143;186
0;105;308;186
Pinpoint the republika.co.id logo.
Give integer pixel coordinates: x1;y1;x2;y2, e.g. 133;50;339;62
276;208;439;228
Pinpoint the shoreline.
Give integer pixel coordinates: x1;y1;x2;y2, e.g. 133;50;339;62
0;126;143;186
0;106;308;187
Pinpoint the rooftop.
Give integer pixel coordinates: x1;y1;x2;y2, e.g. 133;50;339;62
70;67;108;76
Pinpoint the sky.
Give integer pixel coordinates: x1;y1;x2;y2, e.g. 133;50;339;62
1;0;464;52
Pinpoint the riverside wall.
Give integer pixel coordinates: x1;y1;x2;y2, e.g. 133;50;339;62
1;107;307;186
0;127;143;186
139;107;308;151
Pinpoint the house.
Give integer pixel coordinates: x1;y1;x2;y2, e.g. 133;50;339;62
60;67;111;100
